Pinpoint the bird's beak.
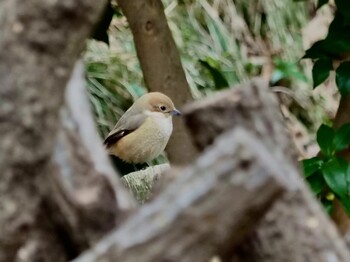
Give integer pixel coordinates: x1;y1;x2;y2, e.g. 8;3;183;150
170;109;182;116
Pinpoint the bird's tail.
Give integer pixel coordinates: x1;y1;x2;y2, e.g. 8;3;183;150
109;155;149;177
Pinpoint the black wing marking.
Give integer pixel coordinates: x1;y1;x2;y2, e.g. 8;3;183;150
103;129;133;148
103;112;146;148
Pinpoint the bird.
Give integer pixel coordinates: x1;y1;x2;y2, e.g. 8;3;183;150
103;92;181;173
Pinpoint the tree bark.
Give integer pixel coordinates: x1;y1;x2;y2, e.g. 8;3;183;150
0;2;134;260
14;62;136;262
120;163;170;204
183;78;350;261
116;0;198;165
74;127;288;262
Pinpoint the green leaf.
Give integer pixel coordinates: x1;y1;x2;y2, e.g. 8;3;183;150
321;157;349;198
338;197;350;215
304;15;350;60
323;15;350;57
303;40;327;59
302;157;324;178
336;61;350;96
273;59;307;83
335;0;350;22
199;60;229;90
317;124;335;156
317;0;328;9
333;123;350;152
322;199;334;214
322;38;350;58
204;12;229;53
312;58;333;88
306;172;326;195
327;13;349;38
321;157;350;215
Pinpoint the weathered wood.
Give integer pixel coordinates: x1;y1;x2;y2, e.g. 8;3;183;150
120;163;170;203
0;4;139;257
14;60;136;262
183;78;298;166
116;0;198;165
183;78;350;261
62;61;135;212
74;128;288;262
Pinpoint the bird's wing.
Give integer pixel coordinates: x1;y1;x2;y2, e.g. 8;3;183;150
103;111;147;148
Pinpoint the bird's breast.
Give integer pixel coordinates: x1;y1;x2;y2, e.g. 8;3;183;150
113;115;173;163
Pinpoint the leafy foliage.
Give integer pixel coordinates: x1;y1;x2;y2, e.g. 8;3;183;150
312;58;332;88
304;8;350;94
335;0;350;22
336;61;350;96
321;158;349;206
199;59;229;90
85;0;318;131
316;124;335;157
303;124;350;215
302;0;350;216
271;59;307;85
302;157;324;178
86;1;337;179
84;42;146;137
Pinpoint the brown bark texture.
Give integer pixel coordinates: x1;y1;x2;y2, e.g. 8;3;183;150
183;78;350;262
74;127;288;262
0;2;134;261
116;0;198;165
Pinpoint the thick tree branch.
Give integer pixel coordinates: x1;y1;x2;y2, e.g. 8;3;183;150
116;0;198;165
74;128;288;262
63;61;135;211
183;78;350;261
0;1;135;260
18;60;137;261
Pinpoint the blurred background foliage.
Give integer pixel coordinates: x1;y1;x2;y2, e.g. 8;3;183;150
84;0;335;159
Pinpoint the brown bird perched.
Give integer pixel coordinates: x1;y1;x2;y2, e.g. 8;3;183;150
104;92;181;166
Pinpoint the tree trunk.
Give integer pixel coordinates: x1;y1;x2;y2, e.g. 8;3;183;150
116;0;198;165
0;2;134;260
183;78;350;261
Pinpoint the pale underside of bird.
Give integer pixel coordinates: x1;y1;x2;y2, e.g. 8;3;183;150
104;92;181;164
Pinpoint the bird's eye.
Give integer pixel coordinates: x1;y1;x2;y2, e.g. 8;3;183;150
160;106;167;111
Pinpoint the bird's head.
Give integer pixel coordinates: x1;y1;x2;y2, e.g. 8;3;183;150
135;92;181;117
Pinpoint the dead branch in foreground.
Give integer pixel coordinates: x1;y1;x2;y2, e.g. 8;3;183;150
184;79;350;262
74;127;288;262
